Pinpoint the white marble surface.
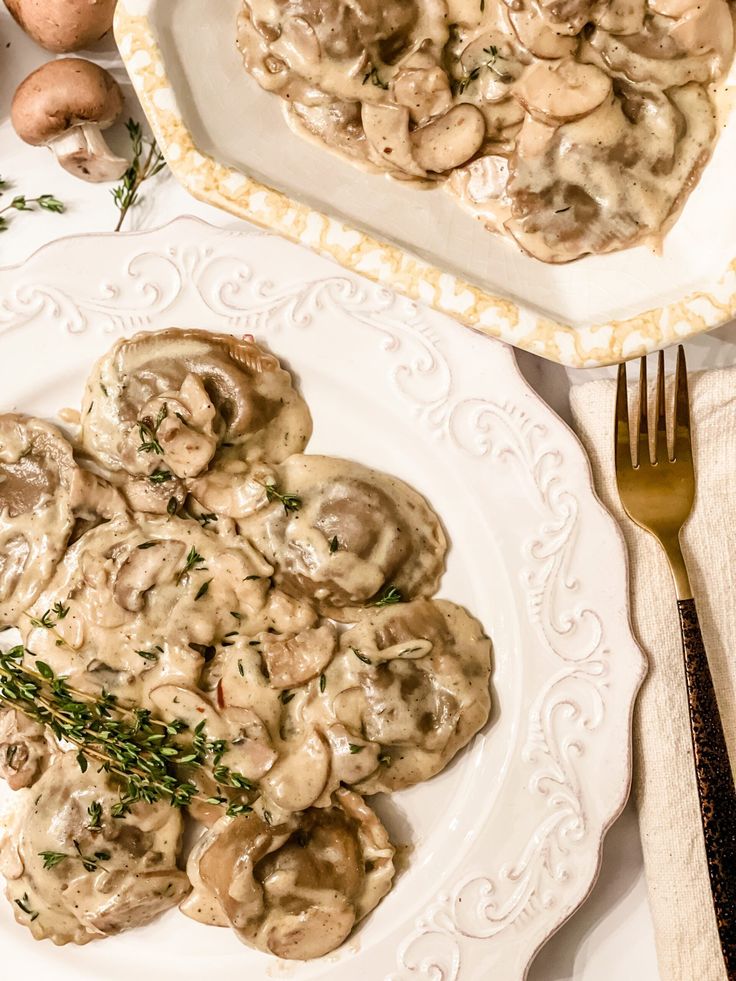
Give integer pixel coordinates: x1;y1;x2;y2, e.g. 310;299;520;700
4;7;722;978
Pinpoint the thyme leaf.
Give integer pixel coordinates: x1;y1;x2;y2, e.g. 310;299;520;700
264;484;302;513
112;120;167;233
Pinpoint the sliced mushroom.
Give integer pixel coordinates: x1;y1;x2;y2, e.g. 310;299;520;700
259;730;331;812
669;0;734;64
392;65;453;123
113;540;186;612
410;104;486;173
188;461;275;519
259;622;337;689
508;7;579;57
324;724;381;785
361;103;427;177
4;0;117;53
11;59;128;183
514;59;612;122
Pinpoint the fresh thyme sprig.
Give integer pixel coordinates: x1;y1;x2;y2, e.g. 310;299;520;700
453;45;504;95
40;841;111;873
362;65;389;90
177;546;206;584
0;177;64;233
264;484;302;513
373;584;404;607
138;403;168;455
29;602;69;630
0;647;255;818
112;120;167;233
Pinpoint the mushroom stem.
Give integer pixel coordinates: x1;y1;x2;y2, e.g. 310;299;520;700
49;123;128;183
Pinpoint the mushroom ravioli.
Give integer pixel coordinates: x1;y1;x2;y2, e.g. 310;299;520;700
0;327;493;960
235;0;734;262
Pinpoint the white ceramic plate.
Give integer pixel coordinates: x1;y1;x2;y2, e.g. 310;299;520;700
114;0;736;368
0;218;645;980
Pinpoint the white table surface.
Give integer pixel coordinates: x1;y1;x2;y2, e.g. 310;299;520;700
8;8;736;979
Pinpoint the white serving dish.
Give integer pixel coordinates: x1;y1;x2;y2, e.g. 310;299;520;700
114;0;736;368
0;218;645;979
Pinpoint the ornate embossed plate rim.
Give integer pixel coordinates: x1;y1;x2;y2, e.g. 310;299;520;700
114;0;736;369
0;217;646;980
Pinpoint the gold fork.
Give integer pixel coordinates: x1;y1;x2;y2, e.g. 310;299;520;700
615;345;736;978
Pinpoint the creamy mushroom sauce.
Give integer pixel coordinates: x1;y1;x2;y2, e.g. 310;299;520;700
0;327;493;960
238;454;447;620
183;789;395;958
236;0;733;261
81;327;312;514
0;752;189;945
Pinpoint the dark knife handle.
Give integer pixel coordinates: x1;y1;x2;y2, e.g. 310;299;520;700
678;597;736;979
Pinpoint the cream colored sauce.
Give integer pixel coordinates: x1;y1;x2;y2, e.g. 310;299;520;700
1;752;189;945
236;0;734;261
0;326;493;961
183;788;394;959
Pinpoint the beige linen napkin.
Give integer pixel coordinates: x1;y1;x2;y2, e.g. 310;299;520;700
571;365;736;981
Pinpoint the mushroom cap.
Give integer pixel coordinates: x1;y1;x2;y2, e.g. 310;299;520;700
4;0;117;54
11;58;123;147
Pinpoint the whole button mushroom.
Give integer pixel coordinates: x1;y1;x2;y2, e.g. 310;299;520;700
3;0;117;53
11;58;128;182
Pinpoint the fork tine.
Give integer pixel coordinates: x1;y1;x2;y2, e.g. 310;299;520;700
674;345;692;463
636;356;648;468
654;349;668;464
615;362;632;470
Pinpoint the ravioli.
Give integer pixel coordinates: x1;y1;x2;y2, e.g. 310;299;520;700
239;454;447;619
80;328;312;514
181;789;394;959
310;599;492;793
0;752;189;945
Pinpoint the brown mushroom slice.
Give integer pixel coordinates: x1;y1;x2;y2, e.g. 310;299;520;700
392;65;452;124
4;0;117;53
410;105;486;174
1;752;189;945
584;16;729;86
514;60;612;123
185;788;394;959
504;82;715;262
259;729;331;812
259;622;337;689
80;328;311;490
0;415;79;624
113;540;186;612
239;454;446;621
508;7;579;57
315;599;492;793
0;707;57;790
11;60;127;183
361;103;427;178
188;460;276;519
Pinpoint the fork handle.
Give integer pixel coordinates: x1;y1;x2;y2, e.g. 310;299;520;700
678;597;736;977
